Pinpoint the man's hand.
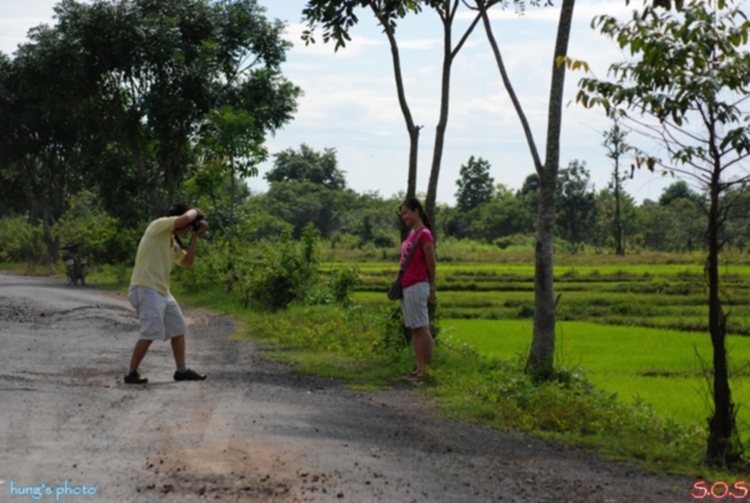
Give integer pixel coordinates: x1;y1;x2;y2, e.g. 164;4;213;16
194;220;209;237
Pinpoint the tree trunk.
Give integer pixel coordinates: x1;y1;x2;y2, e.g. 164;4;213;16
425;1;481;225
477;0;575;375
425;2;453;224
526;0;575;376
374;6;420;240
528;175;557;375
375;7;419;198
705;142;740;467
614;156;624;255
230;159;236;240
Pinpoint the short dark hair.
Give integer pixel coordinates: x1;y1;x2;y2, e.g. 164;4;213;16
167;203;190;217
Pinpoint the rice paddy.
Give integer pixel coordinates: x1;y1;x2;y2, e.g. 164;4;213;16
349;254;750;444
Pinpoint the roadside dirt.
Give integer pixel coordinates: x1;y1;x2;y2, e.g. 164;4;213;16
0;272;699;502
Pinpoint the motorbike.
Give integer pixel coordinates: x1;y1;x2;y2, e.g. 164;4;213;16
61;243;86;286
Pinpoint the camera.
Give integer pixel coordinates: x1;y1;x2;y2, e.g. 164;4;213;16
191;215;204;232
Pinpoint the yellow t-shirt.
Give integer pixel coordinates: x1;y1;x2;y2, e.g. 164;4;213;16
129;217;188;294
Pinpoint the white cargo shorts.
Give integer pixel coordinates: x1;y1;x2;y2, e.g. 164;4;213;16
128;286;187;341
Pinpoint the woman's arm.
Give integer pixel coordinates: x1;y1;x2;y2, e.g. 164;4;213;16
423;241;437;304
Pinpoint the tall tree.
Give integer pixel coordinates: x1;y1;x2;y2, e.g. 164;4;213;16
556;160;596;251
52;0;299;216
593;186;637;251
266;144;346;190
195;105;267;240
659;181;704;208
262;145;354;238
472;0;575;376
0;25;92;262
602;117;629;255
455;156;494;212
301;0;486;225
577;0;750;467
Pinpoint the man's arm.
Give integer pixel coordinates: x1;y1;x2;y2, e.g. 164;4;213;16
180;220;209;268
173;208;204;230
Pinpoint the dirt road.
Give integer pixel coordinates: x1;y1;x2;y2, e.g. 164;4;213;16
0;272;698;502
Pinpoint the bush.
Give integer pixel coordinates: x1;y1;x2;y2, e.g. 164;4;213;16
249;224;320;311
56;191;127;264
324;265;361;306
239;211;294;242
493;233;535;250
0;216;47;264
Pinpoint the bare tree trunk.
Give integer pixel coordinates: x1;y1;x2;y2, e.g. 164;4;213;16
614;156;624;255
425;1;454;224
477;0;575;376
425;1;481;224
705;118;740;467
373;6;421;240
374;7;420;201
527;0;575;375
604;118;626;255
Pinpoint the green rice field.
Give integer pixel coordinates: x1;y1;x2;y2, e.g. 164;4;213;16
441;319;750;443
349;257;750;444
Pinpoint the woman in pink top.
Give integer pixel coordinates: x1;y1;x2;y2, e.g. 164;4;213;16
398;199;437;379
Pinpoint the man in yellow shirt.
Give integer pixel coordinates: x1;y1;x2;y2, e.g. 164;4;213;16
124;204;209;384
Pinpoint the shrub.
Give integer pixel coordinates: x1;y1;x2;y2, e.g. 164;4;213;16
0;216;46;264
56;191;124;264
249;224;320;311
239;211;294;242
324;265;361;305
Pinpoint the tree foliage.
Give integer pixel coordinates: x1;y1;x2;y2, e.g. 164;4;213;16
556;160;597;251
455;156;495;212
0;0;300;226
265;144;346;190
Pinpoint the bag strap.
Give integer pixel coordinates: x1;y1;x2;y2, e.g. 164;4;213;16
397;228;426;280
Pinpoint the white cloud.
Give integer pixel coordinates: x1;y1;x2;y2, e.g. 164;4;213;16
399;38;441;50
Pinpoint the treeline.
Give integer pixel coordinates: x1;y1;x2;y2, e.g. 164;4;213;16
241;145;750;256
5;139;750;266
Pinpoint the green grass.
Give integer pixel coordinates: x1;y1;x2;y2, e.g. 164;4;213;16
443;318;750;446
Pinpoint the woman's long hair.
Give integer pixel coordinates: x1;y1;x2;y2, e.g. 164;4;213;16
401;198;433;235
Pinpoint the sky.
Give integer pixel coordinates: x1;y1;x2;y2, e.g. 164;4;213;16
0;0;733;205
